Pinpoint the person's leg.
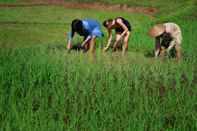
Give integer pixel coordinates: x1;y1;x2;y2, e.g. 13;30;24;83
89;36;96;54
159;46;166;58
113;33;121;52
174;33;182;61
122;31;130;55
84;40;91;52
175;44;181;60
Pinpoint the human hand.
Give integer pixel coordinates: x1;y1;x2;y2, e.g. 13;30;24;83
103;47;109;52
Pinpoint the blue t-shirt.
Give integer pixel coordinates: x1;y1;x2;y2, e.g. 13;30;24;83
82;19;103;37
68;19;103;40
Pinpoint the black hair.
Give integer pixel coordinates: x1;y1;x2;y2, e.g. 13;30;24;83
71;19;83;37
103;19;113;27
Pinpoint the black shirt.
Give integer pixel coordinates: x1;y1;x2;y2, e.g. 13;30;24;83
114;17;132;33
160;32;173;48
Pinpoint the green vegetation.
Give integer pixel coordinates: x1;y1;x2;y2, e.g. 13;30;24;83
0;0;16;3
0;0;197;130
67;0;196;15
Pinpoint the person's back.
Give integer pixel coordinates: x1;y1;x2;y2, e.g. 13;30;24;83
66;19;103;53
164;22;182;45
149;22;182;60
82;19;103;37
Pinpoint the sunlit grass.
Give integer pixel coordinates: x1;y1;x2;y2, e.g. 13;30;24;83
0;2;197;131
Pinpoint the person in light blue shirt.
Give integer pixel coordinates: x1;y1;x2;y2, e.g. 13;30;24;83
67;19;103;53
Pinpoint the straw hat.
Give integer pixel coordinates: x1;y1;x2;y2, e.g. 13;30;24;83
149;24;165;38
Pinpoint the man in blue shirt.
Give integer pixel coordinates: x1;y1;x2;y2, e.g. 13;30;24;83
67;19;103;53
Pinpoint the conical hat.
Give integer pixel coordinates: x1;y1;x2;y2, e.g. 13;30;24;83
149;24;165;37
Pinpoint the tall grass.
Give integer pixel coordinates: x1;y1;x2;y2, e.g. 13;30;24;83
0;45;197;130
0;2;197;131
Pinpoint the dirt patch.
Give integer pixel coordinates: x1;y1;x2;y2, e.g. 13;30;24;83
62;2;158;15
0;1;158;15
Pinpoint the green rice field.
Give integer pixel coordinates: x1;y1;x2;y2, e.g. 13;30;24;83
0;0;197;130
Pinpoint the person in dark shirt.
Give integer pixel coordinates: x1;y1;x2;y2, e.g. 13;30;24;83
103;17;132;54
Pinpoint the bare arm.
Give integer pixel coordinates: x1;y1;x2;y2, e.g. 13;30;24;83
81;35;91;47
116;18;129;41
104;29;112;51
112;19;129;51
67;32;75;50
166;40;176;52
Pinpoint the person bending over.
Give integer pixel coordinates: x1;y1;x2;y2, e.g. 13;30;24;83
149;22;182;60
67;19;103;53
103;17;132;54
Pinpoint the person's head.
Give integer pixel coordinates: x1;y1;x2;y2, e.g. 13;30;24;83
71;19;83;37
103;19;113;29
148;24;165;38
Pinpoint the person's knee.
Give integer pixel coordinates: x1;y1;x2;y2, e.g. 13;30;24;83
123;39;128;45
175;44;181;52
124;33;130;43
123;38;128;47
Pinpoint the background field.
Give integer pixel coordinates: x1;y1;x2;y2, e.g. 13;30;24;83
0;0;197;130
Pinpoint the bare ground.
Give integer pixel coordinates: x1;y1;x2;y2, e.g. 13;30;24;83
0;0;158;15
